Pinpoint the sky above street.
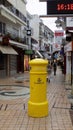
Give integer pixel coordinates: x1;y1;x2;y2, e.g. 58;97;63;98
26;0;58;32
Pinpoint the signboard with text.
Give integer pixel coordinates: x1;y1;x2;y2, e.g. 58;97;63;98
54;30;64;45
66;17;73;30
53;43;61;52
47;0;73;16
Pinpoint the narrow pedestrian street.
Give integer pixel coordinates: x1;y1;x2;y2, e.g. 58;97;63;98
0;68;73;130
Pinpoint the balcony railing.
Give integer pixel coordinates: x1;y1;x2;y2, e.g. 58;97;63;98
6;33;26;44
0;0;26;23
0;31;26;45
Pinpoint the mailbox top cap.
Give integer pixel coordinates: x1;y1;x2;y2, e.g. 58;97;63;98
29;58;48;65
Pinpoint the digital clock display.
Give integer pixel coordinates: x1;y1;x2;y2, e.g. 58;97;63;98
47;0;73;16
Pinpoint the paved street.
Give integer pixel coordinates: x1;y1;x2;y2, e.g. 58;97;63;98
0;69;73;130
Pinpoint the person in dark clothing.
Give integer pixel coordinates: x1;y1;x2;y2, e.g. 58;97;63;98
61;62;64;74
53;60;57;75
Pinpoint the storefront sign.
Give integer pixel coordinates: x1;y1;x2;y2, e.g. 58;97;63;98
66;17;73;27
64;42;73;52
27;29;31;36
25;50;33;55
54;30;64;45
66;17;73;30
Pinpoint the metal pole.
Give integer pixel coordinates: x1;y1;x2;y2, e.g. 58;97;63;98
28;36;31;50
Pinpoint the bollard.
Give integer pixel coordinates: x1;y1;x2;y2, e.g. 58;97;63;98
28;58;49;117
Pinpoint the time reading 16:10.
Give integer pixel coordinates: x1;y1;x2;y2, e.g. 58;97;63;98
57;4;73;11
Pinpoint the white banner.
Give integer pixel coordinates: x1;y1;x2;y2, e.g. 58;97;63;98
54;30;64;44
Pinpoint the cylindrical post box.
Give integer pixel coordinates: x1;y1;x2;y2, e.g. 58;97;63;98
28;58;49;117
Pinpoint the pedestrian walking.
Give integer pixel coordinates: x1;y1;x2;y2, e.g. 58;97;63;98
53;60;57;75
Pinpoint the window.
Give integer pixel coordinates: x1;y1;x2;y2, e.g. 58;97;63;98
0;22;6;34
0;0;5;5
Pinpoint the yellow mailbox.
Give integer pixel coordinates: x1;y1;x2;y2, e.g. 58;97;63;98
28;58;48;117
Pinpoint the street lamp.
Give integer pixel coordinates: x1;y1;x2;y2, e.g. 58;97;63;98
55;18;62;28
55;17;66;30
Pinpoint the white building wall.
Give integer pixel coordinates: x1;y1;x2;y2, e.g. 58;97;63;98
0;0;27;39
4;19;25;39
28;14;54;53
7;0;27;16
30;15;40;43
6;23;20;36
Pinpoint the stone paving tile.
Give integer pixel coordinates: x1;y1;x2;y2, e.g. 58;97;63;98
0;72;29;87
0;69;73;130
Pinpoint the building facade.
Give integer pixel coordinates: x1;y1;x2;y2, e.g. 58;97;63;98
0;0;54;78
0;0;28;77
29;14;54;59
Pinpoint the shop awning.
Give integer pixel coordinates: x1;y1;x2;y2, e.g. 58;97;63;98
9;40;28;50
39;51;51;60
35;50;43;58
0;45;18;55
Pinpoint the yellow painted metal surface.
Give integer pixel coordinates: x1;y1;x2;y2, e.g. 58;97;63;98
28;58;49;117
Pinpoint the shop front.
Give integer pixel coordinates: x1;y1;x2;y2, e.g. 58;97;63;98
24;50;34;71
64;41;73;85
0;45;18;77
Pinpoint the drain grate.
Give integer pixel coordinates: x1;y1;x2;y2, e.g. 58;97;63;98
0;104;8;111
23;104;25;110
4;104;8;111
53;106;70;109
0;103;25;111
0;104;3;110
52;102;70;109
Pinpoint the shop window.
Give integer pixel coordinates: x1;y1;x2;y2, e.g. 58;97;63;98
0;22;6;34
0;54;5;70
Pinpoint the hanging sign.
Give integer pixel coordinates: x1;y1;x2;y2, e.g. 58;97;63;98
47;0;73;16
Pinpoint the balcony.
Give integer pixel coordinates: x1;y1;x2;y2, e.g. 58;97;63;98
0;30;27;47
0;2;26;26
0;32;28;50
0;21;27;45
5;32;27;44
